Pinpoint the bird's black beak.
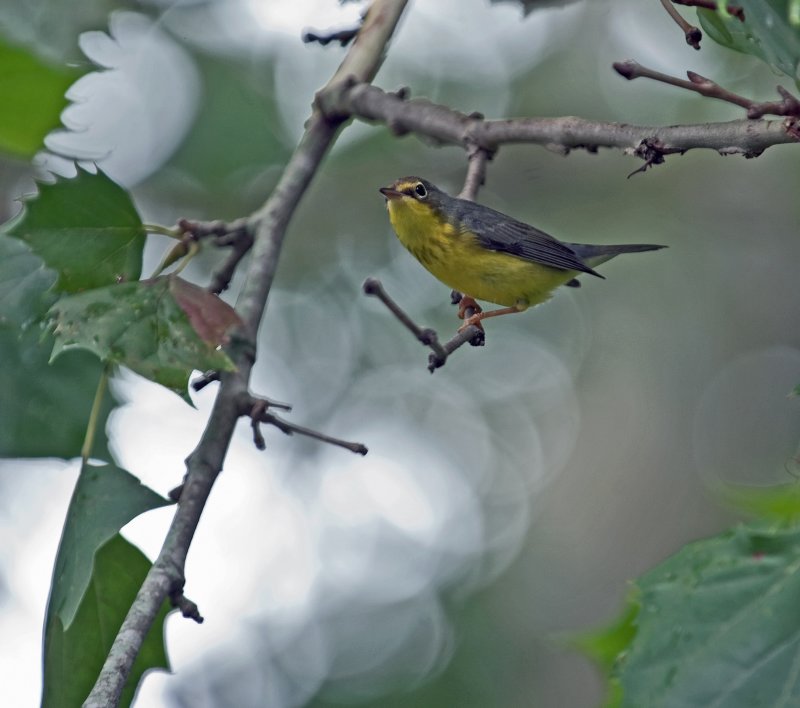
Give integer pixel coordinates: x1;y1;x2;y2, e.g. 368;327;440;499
379;186;403;200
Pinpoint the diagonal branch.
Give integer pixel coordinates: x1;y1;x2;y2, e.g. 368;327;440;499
82;2;409;706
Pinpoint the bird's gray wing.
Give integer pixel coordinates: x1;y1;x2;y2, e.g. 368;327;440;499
455;201;602;277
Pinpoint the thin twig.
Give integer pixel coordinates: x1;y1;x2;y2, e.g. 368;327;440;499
660;0;702;49
176;218;253;294
252;406;368;455
246;397;357;454
363;278;482;372
614;60;800;120
82;3;408;706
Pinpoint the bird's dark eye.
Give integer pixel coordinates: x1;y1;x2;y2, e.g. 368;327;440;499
414;183;427;198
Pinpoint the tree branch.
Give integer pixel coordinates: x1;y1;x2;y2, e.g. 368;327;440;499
82;2;409;706
329;81;799;161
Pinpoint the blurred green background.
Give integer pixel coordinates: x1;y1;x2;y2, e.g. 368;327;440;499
1;1;799;706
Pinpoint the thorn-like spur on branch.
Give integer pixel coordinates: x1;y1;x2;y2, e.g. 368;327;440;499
303;24;362;47
363;278;483;372
177;218;254;294
245;397;367;455
672;0;745;21
191;370;221;392
169;589;204;624
660;0;702;50
613;60;800;121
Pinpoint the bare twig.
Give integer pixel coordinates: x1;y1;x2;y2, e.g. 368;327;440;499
614;60;800;121
191;370;220;392
660;0;702;49
672;0;744;21
363;277;483;372
177;218;253;294
82;3;408;706
248;396;368;455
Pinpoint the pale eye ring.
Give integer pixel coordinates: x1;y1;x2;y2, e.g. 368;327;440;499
414;183;427;198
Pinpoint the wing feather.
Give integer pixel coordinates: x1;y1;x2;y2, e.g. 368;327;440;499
453;200;602;277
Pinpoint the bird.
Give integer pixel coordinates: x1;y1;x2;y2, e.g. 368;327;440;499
379;176;665;330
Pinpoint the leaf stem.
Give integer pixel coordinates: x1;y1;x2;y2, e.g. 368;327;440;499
143;223;182;239
81;366;109;463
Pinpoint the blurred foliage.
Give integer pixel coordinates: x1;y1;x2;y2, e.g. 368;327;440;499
699;1;800;84
715;480;800;521
0;235;57;325
0;326;116;458
0;36;85;158
145;49;291;218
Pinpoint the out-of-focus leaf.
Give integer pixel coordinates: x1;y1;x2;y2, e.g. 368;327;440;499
4;168;145;292
46;461;171;627
610;523;800;707
0;37;82;158
571;589;639;672
49;275;240;399
42;534;172;708
149;50;290;213
698;2;800;81
0;325;115;459
715;481;800;520
0;235;57;325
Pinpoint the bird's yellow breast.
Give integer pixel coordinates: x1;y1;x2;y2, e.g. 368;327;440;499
386;197;576;309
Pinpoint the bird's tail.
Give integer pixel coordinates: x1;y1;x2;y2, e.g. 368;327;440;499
569;242;666;269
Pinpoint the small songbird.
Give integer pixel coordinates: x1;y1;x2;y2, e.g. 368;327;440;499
380;176;665;330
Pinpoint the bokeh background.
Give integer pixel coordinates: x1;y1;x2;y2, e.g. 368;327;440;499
1;0;800;706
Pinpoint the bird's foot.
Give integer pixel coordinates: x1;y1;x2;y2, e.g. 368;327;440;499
456;296;482;321
458;313;485;333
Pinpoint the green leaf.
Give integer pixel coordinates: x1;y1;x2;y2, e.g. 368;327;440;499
571;590;639;708
698;1;800;80
612;523;800;707
4;168;145;292
42;534;172;708
571;589;640;672
0;37;82;158
0;234;57;326
0;324;115;458
46;461;171;628
49;275;241;398
716;481;800;521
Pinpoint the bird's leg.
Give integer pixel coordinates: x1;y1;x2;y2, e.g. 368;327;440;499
455;295;485;333
458;304;524;332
